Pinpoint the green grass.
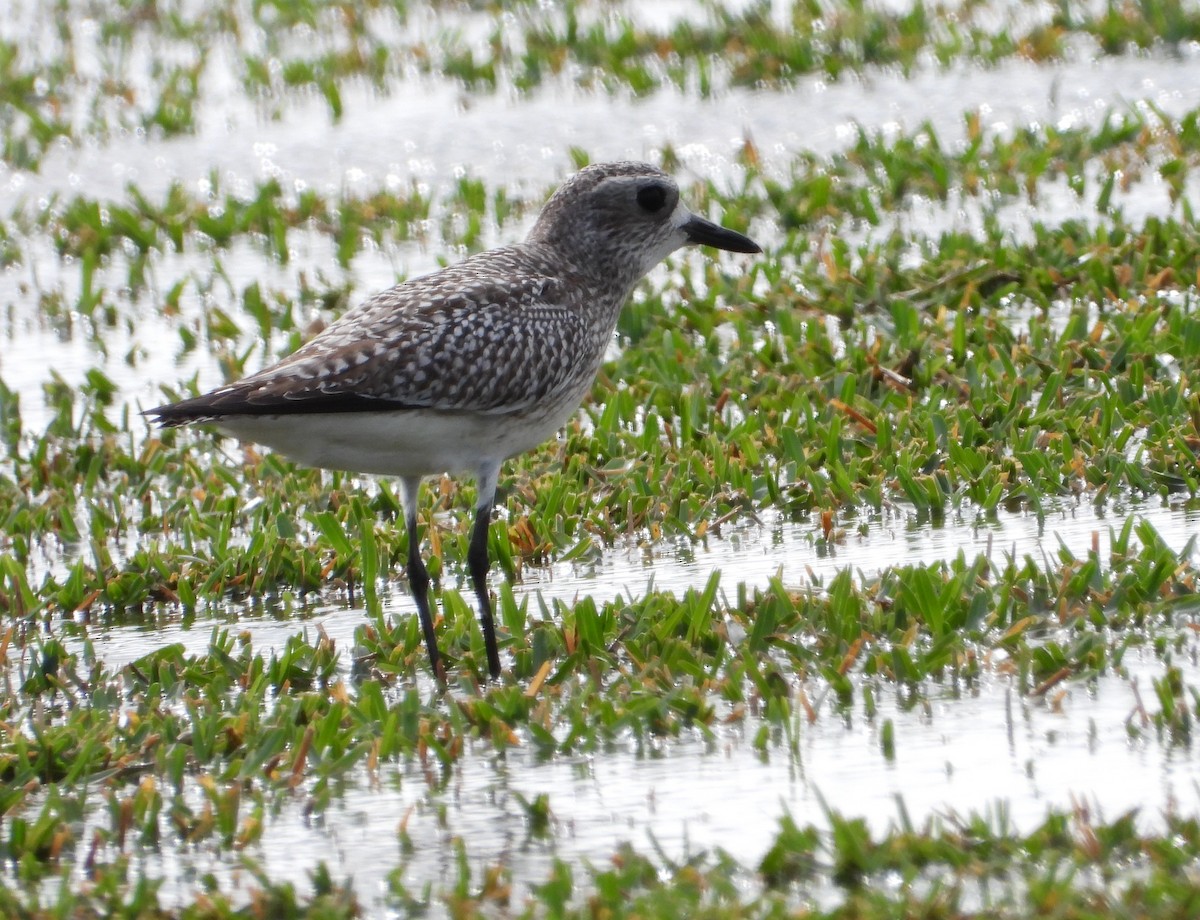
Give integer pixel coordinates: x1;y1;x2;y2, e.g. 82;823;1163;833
7;0;1200;170
2;525;1199;914
3;0;1200;916
4;110;1200;612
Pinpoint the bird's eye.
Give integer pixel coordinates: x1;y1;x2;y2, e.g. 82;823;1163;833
637;184;667;212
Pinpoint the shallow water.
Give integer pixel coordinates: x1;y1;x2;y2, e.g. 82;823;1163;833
81;495;1200;672
8;45;1200;211
75;495;1200;907
69;516;1200;914
84;629;1199;914
258;651;1192;910
64;486;1200;910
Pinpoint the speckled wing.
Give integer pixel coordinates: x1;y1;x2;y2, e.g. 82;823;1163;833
148;251;594;424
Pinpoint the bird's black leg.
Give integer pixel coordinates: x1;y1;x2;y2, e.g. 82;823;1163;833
469;504;502;679
401;476;444;683
471;462;502;679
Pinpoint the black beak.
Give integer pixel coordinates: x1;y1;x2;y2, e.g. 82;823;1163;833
682;213;761;254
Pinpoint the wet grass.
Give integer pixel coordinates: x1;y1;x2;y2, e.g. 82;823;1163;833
5;109;1200;612
3;527;1200;916
4;0;1200;916
7;0;1200;169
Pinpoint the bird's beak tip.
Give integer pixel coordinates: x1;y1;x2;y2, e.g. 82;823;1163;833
682;214;761;255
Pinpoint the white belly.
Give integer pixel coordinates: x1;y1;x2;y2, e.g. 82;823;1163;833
215;402;577;478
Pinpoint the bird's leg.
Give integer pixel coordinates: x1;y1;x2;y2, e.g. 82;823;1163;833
400;476;444;684
471;462;502;679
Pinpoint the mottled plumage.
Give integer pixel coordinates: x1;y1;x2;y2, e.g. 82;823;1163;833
146;161;761;682
172;252;599;421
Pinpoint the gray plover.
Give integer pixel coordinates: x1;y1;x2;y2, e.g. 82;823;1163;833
146;161;761;682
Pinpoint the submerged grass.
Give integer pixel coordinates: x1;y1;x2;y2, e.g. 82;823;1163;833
3;0;1200;915
6;0;1200;170
2;528;1200;915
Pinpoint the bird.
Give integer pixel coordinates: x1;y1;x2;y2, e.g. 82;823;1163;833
145;160;761;683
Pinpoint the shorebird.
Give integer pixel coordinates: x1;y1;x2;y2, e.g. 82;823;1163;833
146;161;760;682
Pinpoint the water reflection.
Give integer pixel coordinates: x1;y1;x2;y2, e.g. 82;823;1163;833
203;650;1198;913
86;497;1200;670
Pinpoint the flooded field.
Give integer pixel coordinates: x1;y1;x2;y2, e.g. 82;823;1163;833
3;0;1200;916
69;497;1200;907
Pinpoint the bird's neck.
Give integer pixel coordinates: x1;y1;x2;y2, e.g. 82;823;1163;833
525;237;644;301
